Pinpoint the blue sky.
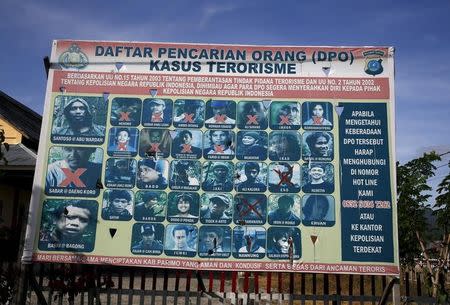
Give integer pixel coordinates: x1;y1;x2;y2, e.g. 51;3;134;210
1;0;449;170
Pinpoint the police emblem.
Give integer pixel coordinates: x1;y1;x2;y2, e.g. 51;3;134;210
58;44;89;69
363;50;384;76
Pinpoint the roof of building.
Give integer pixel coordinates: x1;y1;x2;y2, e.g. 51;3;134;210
1;143;37;169
0;91;42;144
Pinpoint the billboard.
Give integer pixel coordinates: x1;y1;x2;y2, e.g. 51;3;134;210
23;40;398;275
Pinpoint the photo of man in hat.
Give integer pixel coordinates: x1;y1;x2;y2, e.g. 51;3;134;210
131;223;164;254
142;98;172;127
236;131;267;160
205;100;236;127
202;161;233;192
200;193;232;224
105;158;136;188
52;96;106;139
136;159;168;189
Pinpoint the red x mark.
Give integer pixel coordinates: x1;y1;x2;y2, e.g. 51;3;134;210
214;145;224;153
279;115;291;125
214;114;226;123
237;196;263;219
246;115;258;124
59;168;87;187
313;116;322;124
183;113;194;123
149;143;160;152
274;166;294;186
152;113;163;122
119;111;130;121
181;144;192;153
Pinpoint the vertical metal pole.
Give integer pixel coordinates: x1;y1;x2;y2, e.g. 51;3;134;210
392;280;400;305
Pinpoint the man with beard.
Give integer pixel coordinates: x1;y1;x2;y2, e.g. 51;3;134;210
53;97;105;136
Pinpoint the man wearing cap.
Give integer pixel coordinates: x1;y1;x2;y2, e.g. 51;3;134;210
137;159;168;188
200;194;231;220
205;100;236;124
236;131;267;160
147;99;167;122
53;97;105;136
235;162;266;192
268;195;301;225
132;224;163;251
202;162;233;191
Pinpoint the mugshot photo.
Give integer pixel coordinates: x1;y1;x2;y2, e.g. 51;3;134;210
171;130;203;159
302;163;334;194
236;101;268;130
303;131;334;162
203;130;235;160
173;99;205;128
234;161;267;193
202;161;234;192
302;194;335;226
267;194;301;226
110;97;142;126
141;98;173;127
45;146;103;197
130;223;164;255
107;127;139;157
198;226;231;258
167;192;200;224
164;224;198;257
269;101;301;130
101;189;134;221
268;162;301;193
233;194;267;225
139;128;171;159
268;131;302;161
105;158;136;188
236;131;268;161
302;101;333;130
136;159;168;190
200;193;233;224
38;199;98;252
232;226;266;259
204;100;236;128
51;95;107;144
169;160;201;191
267;227;301;260
134;191;166;222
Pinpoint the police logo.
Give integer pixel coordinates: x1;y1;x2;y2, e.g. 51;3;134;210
59;44;89;69
363;50;384;76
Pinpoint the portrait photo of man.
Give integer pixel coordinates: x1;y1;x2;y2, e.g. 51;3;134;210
236;131;267;161
51;96;107;144
267;227;301;260
269;102;301;130
200;193;232;224
173;99;204;128
198;226;231;258
268;131;301;161
164;224;198;257
237;101;268;129
45;146;103;197
167;192;199;223
232;226;266;258
169;160;201;191
142;98;173;127
171;130;203;159
202;161;234;192
302;163;334;193
205;100;236;128
105;158;136;188
268;162;301;193
234;162;267;192
303;131;334;161
110;97;142;126
234;194;267;225
136;159;168;190
302;101;333;130
131;223;164;255
302;194;335;226
101;189;134;221
267;194;301;226
139;128;171;159
38;199;98;252
107;127;139;157
134;191;166;222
